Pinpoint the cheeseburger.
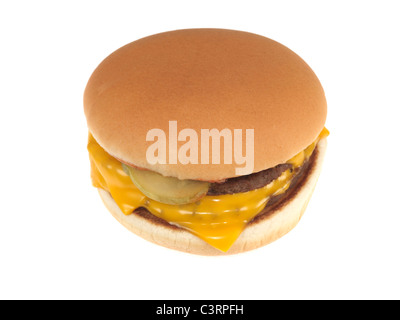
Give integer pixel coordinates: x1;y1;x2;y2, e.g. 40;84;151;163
84;28;328;255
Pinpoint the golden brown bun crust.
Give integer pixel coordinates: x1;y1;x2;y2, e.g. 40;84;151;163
98;139;327;255
84;28;327;180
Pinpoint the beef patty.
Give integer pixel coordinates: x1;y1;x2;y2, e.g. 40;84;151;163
133;146;317;228
207;163;292;195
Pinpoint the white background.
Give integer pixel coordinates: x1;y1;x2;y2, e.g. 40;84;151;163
1;1;399;300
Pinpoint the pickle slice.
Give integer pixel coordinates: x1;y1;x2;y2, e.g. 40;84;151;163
122;164;210;205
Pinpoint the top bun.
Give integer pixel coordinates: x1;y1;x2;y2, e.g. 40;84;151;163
84;28;327;181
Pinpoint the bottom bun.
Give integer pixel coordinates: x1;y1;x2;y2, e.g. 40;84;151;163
98;139;327;255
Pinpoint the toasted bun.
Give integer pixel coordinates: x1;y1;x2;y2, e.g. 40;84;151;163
84;28;327;181
98;139;327;255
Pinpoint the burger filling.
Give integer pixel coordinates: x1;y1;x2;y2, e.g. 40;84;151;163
88;128;329;252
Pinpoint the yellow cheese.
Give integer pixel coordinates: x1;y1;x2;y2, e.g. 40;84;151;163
88;128;328;252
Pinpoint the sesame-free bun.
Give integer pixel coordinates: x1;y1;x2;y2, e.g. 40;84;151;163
84;28;327;181
98;139;327;256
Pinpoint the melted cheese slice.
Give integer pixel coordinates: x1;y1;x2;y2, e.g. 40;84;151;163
88;128;329;252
